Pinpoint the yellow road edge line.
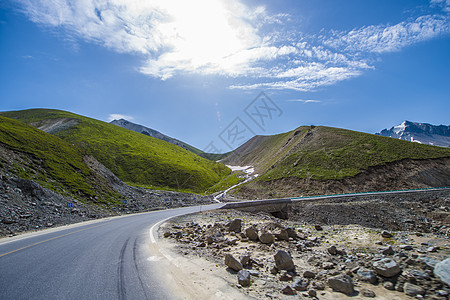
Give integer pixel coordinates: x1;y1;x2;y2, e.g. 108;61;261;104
0;223;107;258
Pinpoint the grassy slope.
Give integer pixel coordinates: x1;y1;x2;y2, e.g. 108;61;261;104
0;116;121;203
1;109;230;193
263;126;450;181
223;125;450;182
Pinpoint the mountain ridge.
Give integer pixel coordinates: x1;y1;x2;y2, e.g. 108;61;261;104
377;120;450;147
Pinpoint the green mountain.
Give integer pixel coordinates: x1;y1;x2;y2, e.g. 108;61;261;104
1;109;230;193
0;116;121;203
222;125;450;197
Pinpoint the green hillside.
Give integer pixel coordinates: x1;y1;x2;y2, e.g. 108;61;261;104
0;116;121;203
1;109;230;193
223;125;450;182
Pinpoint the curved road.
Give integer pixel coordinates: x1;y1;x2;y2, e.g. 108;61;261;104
0;204;222;300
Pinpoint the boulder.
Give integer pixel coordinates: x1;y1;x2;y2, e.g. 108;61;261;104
381;231;393;238
360;288;376;298
240;253;251;267
357;268;378;284
227;219;242;233
303;270;316;279
274;250;295;271
245;226;258;240
434;257;450;285
403;283;425;297
293;278;309;291
258;231;275;244
273;228;289;241
314;225;323;231
237;270;251;287
383;281;394;290
381;245;395;255
281;285;296;295
327;245;338;255
373;258;401;277
328;274;354;295
286;227;298;239
225;254;243;271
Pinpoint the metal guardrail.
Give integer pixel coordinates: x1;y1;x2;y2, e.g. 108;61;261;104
220;186;450;209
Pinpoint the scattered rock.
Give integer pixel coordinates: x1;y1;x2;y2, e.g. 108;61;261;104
381;231;393;238
273;228;289;241
328;245;338;255
237;270;251;287
383;281;395;290
225;254;243;271
245;226;258;240
286;227;297;239
258;231;275;244
240;253;251;267
323;262;335;270
434;257;450;285
328;274;355;295
381;245;395;255
274;250;295;271
373;258;401;277
360;288;376;298
293;278;309;291
308;289;317;297
314;225;323;231
303;270;316;279
281;285;296;295
403;282;425;297
228;219;242;233
399;244;413;251
279;270;293;281
357;268;378;284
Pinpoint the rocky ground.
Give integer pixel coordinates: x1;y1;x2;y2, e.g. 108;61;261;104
0;174;213;238
160;195;450;299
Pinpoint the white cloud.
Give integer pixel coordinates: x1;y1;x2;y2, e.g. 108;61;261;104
108;114;134;122
15;0;450;91
288;99;321;103
324;14;450;54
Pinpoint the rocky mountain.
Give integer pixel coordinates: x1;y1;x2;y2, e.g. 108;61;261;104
110;118;202;155
377;121;450;148
221;125;450;199
0;115;215;237
0;109;230;193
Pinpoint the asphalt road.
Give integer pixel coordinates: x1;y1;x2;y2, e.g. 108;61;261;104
0;204;222;300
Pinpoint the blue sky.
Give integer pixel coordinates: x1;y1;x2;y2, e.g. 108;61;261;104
1;0;449;153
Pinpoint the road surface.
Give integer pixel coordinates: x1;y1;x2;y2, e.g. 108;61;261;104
0;204;222;300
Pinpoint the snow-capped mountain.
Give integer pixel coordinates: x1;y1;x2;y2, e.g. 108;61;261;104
377;121;450;147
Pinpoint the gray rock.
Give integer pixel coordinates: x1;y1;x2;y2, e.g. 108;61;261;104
273;228;289;241
383;281;394;290
281;285;296;295
381;245;395;255
357;268;378;284
286;227;298;239
245;226;258;240
323;262;335;270
311;281;325;290
308;289;317;297
328;274;355;295
274;250;295;271
293;278;309;291
328;245;338;255
404;282;425;297
279;270;293;281
373;258;401;277
227;219;242;233
360;288;376;297
240;253;251;267
225;254;243;271
399;244;413;251
434;257;450;285
237;270;251;287
381;231;393;238
303;270;316;279
258;231;275;244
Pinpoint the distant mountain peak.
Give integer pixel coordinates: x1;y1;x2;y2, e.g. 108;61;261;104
110;119;202;154
377;121;450;147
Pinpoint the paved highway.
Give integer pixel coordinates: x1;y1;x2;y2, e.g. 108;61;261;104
0;204;222;300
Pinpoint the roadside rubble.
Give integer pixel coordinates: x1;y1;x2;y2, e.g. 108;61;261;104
161;209;450;299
